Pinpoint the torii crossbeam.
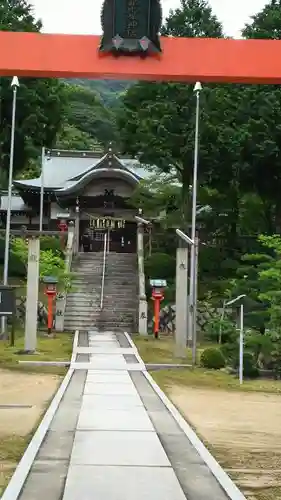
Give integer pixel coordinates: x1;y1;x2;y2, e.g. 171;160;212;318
1;31;281;83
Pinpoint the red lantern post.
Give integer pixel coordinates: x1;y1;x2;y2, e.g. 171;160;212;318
150;279;167;339
43;276;58;335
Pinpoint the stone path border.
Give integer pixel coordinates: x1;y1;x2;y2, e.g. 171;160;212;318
1;368;74;500
143;370;247;500
3;330;246;500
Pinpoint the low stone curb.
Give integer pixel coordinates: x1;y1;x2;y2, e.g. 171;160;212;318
1;368;74;500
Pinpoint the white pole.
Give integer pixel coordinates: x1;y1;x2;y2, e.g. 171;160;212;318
39;146;45;232
239;303;244;385
188;82;202;347
2;77;19;335
192;236;199;365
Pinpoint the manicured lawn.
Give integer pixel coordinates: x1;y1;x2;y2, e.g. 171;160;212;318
152;367;281;394
133;335;281;394
0;331;73;374
133;335;195;364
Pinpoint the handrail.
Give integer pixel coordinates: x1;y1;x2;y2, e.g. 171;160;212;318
100;232;107;310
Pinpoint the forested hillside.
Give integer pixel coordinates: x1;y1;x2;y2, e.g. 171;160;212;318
67;79;131;107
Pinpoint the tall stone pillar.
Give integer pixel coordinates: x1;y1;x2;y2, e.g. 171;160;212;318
137;222;148;335
175;246;188;358
24;237;40;352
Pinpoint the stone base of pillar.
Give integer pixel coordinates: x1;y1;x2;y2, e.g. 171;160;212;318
138;297;148;336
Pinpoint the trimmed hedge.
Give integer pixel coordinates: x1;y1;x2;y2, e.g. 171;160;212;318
200;347;226;370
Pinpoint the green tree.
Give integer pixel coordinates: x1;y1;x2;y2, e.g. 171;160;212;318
236;1;281;232
55;123;101;150
65;84;118;146
162;0;223;37
0;0;68;179
117;0;224;223
11;237;71;289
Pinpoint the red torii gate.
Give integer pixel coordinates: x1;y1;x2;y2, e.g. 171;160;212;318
0;31;281;83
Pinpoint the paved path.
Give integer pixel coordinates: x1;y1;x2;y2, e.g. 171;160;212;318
5;330;245;500
64;331;187;499
62;331;235;500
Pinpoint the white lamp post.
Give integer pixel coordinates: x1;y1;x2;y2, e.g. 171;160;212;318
188;82;202;352
39;146;45;232
2;76;20;334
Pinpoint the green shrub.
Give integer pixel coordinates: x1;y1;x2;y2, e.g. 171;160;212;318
205;316;237;344
242;352;259;379
200;347;226;370
220;342;239;364
233;351;259;379
40;236;64;257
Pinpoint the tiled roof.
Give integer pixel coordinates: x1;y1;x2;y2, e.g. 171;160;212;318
0;195;29;211
13;151;153;192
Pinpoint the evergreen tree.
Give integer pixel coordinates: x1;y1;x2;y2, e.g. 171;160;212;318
117;0;224;223
0;0;67;182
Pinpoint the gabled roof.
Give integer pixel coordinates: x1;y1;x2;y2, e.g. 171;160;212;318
56;154;141;196
13;148;152;193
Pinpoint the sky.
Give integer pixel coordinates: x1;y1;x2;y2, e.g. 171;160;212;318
31;0;268;39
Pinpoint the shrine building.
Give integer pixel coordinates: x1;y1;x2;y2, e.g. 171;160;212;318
0;146;152;253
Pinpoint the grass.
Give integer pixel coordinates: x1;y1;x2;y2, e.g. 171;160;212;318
0;331;73;374
134;336;281;499
0;434;30;496
133;335;197;364
133;335;281;394
152;367;281;393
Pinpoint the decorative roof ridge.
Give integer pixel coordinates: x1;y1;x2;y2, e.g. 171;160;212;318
68;153;109;181
45;148;104;158
56;165;140;196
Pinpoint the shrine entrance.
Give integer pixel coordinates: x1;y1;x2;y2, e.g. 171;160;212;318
80;217;137;253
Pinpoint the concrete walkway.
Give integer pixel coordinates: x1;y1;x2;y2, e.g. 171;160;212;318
64;330;187;499
3;330;246;500
60;330;242;500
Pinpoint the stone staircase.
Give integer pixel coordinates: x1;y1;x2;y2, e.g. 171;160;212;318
64;253;103;331
98;252;138;333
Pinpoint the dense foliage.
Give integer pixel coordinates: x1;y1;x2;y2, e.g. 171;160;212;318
0;0;68;183
4;0;281;375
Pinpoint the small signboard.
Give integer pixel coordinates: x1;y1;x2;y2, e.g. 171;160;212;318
100;0;162;55
150;279;167;288
0;286;16;316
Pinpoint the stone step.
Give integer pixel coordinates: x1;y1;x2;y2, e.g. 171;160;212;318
68;297;100;301
105;269;136;273
64;317;99;324
71;277;102;281
66;298;99;303
72;271;102;275
64;324;97;330
97;324;135;330
65;306;100;312
66;293;100;304
70;287;100;293
71;283;101;287
65;313;100;318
